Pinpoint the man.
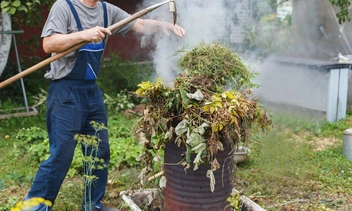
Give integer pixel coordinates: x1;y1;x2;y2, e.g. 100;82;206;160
24;0;186;210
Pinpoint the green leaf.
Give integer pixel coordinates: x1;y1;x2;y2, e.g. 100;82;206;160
159;176;166;188
8;7;17;14
206;170;216;192
186;89;204;101
0;179;4;191
12;0;21;7
185;144;192;164
191;142;206;153
193;122;209;135
179;86;189;107
193;152;202;171
175;119;188;136
187;133;204;147
1;1;10;8
193;151;203;164
191;143;206;171
2;6;10;12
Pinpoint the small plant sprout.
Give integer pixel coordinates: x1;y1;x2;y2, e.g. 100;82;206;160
226;193;242;211
74;121;108;211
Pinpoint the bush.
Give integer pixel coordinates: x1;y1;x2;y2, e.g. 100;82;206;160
0;58;50;104
97;54;156;96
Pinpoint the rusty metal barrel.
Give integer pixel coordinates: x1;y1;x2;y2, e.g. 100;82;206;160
162;141;234;211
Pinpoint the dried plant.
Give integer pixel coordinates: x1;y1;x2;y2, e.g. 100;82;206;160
132;42;272;190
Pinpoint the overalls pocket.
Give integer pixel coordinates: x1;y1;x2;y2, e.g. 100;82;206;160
65;42;105;80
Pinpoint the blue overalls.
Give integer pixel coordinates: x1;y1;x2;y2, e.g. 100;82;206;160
26;1;110;210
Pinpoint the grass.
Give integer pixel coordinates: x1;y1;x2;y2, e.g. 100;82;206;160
1;105;352;210
234;112;352;211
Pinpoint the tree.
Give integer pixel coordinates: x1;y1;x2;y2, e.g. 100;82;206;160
0;0;55;87
1;0;41;14
329;0;351;23
1;0;55;30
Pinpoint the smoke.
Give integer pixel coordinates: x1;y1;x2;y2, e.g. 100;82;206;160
249;0;352;121
137;0;233;84
135;0;351;121
254;59;329;110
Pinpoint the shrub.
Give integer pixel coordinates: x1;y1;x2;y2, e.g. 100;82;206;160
97;54;155;96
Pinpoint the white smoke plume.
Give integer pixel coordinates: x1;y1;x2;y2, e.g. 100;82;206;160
135;0;347;121
137;0;232;84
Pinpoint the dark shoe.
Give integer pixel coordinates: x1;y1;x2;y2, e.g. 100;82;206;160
22;205;49;211
23;196;50;211
98;204;120;211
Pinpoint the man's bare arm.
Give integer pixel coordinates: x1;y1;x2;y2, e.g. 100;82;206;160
43;18;185;54
43;26;112;54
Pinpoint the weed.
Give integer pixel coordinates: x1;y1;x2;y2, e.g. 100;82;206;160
109;137;143;170
97;54;156;95
10;126;49;162
108;115;137;138
16;126;47;144
5;173;28;185
32;88;48;109
320;117;352;138
104;91;135;113
1;197;22;211
0;100;16;114
0;179;4;191
226;193;242;211
234;112;352;210
28;139;50;163
74;121;108;211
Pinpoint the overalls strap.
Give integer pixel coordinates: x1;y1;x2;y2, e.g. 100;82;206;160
102;2;108;28
65;0;83;31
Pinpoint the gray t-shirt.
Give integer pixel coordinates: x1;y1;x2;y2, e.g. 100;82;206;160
42;0;136;80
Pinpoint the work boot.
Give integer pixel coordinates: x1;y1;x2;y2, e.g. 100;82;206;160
23;196;51;211
97;204;120;211
22;205;49;211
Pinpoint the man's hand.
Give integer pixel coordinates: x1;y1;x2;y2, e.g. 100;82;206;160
161;23;186;38
82;26;112;43
132;19;186;38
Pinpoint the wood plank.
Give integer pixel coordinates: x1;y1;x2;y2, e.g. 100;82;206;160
0;107;38;120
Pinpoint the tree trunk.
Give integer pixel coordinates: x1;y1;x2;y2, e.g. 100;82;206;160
0;12;12;77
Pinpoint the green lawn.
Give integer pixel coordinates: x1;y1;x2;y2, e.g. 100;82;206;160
234;113;352;211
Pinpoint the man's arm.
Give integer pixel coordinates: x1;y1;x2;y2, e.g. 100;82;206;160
43;26;112;54
43;19;185;54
